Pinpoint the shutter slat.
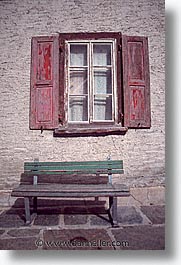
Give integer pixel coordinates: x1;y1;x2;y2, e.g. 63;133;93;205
122;35;151;128
30;35;59;129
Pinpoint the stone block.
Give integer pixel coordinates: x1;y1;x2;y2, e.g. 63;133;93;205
140;205;165;224
64;214;88;225
112;225;165;250
90;214;111;226
33;214;59;226
7;229;40;238
0;230;5;236
0;237;38;250
43;229;114;250
0;210;25;228
130;186;165;206
117;206;143;224
0;192;10;207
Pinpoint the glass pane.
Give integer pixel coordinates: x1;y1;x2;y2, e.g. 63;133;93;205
70;45;87;66
94;69;112;94
93;44;111;66
94;95;112;120
69;96;88;121
69;70;88;95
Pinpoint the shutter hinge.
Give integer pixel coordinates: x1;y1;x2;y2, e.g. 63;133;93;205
118;44;122;51
40;126;43;134
59;45;63;52
120;113;124;122
58;114;63;124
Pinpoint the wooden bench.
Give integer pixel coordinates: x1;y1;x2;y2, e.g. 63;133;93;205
11;160;130;227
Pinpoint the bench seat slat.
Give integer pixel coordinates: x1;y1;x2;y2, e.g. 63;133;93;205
12;184;130;198
12;191;130;198
12;184;129;192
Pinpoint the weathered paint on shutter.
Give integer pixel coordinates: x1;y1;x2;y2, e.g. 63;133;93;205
122;35;151;128
30;35;59;129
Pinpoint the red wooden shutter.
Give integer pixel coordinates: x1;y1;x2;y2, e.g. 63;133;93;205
122;35;151;128
30;35;59;129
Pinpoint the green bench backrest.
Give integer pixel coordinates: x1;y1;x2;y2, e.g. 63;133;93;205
21;160;123;185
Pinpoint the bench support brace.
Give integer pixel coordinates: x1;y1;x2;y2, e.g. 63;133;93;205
33;197;37;213
24;197;31;225
109;196;118;227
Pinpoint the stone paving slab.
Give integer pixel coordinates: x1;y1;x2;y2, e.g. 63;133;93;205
140;205;165;224
0;237;38;250
0;230;5;236
0;204;165;250
0;211;25;228
33;214;60;226
7;228;41;238
112;225;165;250
117;206;143;224
64;214;88;225
42;229;114;250
90;214;111;226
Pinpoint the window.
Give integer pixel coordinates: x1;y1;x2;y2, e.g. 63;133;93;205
67;41;116;123
30;33;151;136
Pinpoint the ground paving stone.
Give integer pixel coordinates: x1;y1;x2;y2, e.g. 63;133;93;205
0;237;38;250
43;229;114;250
0;203;165;250
33;214;59;226
112;225;165;250
0;211;25;228
140;205;165;224
90;214;111;226
7;229;40;238
64;214;88;225
117;206;143;224
0;230;5;236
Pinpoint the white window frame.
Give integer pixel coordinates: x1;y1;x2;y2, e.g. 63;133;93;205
65;39;117;124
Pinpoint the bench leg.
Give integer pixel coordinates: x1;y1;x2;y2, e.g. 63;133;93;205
24;197;31;225
109;196;119;227
33;197;37;213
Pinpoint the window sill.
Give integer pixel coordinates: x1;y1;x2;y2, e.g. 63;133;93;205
54;125;128;137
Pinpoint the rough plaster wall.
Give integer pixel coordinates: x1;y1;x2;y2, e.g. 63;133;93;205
0;0;165;199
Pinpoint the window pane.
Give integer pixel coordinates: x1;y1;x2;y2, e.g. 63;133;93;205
93;44;111;66
94;69;112;94
69;70;88;95
70;45;87;66
69;96;88;121
94;95;112;120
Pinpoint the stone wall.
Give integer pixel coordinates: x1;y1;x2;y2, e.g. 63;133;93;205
0;0;165;206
